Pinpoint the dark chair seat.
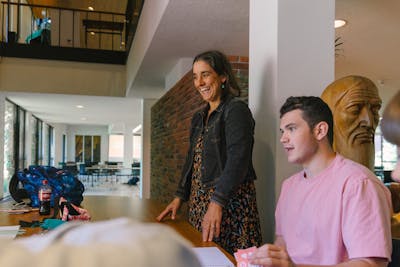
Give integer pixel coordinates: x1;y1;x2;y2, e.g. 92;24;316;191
389;239;400;267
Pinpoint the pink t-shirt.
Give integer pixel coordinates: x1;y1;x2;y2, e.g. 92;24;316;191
275;154;392;265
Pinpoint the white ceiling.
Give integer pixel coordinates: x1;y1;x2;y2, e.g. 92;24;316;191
6;0;400;126
6;92;141;127
335;0;400;100
128;0;249;93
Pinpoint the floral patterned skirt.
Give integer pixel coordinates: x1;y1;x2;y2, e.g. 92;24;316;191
188;135;262;255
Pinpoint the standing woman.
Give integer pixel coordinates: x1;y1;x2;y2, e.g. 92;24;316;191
381;90;400;182
157;50;262;254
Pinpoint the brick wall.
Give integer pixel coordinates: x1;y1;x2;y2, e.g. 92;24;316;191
151;56;249;208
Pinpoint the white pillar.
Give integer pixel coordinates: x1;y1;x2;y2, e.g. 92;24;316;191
140;99;156;199
123;123;134;168
53;123;67;167
249;0;335;242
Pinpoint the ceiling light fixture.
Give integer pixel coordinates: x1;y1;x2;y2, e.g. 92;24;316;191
133;125;142;133
90;31;95;36
88;6;94;11
76;105;84;109
335;19;347;29
81;117;87;121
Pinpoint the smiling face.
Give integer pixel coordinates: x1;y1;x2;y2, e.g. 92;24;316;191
279;109;319;166
192;60;226;105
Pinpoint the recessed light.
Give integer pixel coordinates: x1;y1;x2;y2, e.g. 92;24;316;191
88;6;94;11
81;117;87;121
76;105;84;109
335;19;347;29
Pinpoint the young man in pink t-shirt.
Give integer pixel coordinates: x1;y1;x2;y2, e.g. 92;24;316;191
250;96;392;267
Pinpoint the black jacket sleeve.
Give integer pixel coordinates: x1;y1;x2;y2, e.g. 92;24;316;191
211;100;255;207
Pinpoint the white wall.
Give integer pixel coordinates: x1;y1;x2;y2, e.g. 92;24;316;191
140;98;156;199
249;0;335;242
378;87;400;115
49;9;80;47
165;58;193;90
0;58;126;97
125;0;170;96
50;123;67;166
19;0;34;44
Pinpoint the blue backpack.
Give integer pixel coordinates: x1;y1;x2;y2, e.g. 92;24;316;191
10;165;85;208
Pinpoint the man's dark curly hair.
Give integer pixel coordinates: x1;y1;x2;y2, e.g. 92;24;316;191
280;96;334;146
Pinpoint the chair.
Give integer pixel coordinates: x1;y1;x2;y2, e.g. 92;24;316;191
78;163;90;184
389;239;400;267
62;163;78;176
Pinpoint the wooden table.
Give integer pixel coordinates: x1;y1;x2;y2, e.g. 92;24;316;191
0;196;235;263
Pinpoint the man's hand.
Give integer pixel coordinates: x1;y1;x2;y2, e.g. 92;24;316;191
156;197;182;221
202;201;223;242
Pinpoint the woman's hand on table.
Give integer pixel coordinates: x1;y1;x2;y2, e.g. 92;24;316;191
202;201;222;242
156;197;182;221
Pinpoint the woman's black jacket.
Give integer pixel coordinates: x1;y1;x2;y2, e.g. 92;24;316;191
175;95;257;207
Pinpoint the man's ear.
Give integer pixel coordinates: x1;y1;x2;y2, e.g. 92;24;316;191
314;121;329;141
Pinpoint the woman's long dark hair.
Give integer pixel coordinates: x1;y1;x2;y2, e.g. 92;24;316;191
193;50;241;98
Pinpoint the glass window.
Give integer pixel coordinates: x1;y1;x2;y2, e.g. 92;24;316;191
75;135;100;163
42;123;49;166
375;122;397;171
17;107;26;169
133;134;141;162
109;134;124;161
75;135;83;162
37;120;43;165
62;134;67;163
49;126;54;166
3;101;16;196
31;116;38;165
84;136;92;163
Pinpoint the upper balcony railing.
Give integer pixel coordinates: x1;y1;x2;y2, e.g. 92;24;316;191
0;1;143;64
1;1;128;51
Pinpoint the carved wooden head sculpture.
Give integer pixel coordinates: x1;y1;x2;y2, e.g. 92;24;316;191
321;76;382;171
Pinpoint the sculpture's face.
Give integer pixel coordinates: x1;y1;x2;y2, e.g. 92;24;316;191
332;79;381;169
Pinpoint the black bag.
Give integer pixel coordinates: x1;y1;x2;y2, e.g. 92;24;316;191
9;165;85;208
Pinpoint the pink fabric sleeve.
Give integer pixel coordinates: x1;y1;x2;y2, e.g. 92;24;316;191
342;178;392;260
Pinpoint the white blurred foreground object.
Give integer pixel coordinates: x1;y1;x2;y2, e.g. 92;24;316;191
0;225;21;239
0;218;201;267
